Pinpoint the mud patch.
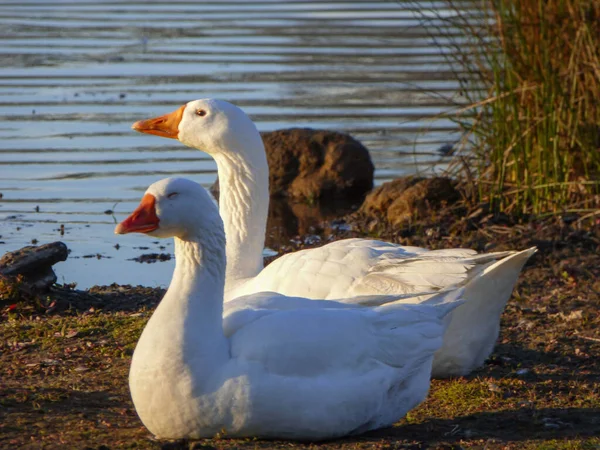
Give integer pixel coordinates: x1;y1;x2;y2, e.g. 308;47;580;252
129;253;172;264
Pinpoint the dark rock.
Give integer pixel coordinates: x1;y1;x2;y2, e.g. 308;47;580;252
0;242;68;291
212;128;374;201
359;177;423;216
359;176;460;226
437;142;456;156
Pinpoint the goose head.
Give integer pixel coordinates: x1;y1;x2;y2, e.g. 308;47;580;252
115;177;223;240
132;99;265;161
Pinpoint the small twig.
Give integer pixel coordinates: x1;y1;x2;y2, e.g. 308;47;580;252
575;334;600;343
575;209;600;226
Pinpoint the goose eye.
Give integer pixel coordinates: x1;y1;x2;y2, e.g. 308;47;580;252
195;109;207;117
167;192;178;199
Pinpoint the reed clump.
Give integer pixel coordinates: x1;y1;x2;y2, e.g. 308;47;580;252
440;0;600;214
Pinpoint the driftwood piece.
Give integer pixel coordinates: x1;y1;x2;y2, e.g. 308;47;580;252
0;242;68;291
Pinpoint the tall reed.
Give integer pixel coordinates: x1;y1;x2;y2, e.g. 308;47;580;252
418;0;600;214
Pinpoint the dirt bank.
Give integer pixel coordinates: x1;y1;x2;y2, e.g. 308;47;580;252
1;203;599;449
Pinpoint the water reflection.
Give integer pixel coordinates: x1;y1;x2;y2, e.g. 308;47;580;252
265;197;359;248
0;1;464;287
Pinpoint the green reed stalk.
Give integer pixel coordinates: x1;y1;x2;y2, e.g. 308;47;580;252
415;0;600;214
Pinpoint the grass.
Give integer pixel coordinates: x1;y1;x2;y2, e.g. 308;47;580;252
414;0;600;215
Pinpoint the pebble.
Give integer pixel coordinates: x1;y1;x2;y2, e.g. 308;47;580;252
488;382;502;393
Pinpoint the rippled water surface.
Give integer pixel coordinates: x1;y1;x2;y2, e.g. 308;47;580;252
0;0;470;287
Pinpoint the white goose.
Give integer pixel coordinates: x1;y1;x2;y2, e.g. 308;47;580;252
131;99;536;378
115;177;466;440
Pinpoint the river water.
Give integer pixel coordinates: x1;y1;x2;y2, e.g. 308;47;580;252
0;0;468;288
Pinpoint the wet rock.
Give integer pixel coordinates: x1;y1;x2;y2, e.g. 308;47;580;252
0;241;68;291
437;142;457;156
212;128;374;201
359;176;459;226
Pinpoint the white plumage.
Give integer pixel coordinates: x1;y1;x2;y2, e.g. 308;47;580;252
117;177;465;440
132;99;536;377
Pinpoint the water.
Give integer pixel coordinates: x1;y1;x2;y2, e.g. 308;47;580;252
0;0;469;288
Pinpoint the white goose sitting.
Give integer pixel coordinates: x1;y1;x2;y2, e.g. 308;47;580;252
131;99;536;378
115;177;466;440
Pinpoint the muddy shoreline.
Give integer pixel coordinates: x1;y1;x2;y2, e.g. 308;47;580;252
1;204;599;449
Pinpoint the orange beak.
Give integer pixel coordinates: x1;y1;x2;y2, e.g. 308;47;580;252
115;194;160;234
131;105;185;139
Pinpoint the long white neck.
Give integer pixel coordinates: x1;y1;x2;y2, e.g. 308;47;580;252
132;231;229;381
170;236;228;345
214;149;269;293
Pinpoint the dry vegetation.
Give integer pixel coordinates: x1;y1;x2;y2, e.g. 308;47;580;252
422;0;600;214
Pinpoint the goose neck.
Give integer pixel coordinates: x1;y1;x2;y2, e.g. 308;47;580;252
169;236;226;335
138;234;229;367
213;151;269;290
